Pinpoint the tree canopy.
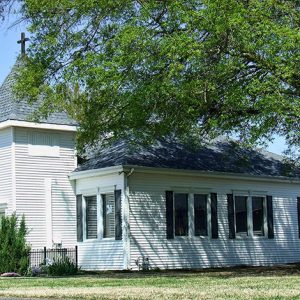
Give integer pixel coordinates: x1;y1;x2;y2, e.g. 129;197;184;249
9;0;300;155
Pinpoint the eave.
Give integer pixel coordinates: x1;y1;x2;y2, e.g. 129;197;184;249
70;164;300;184
0;120;77;132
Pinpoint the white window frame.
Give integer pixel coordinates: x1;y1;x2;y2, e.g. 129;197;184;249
251;194;268;238
172;190;212;239
193;193;211;238
101;192;116;241
81;187;116;242
83;194;98;241
233;192;267;239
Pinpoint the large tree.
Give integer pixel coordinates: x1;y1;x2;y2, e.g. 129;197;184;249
11;0;300;155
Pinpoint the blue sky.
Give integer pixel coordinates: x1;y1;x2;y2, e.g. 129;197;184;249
0;18;287;155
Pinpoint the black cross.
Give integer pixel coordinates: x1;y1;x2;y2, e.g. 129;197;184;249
17;32;29;55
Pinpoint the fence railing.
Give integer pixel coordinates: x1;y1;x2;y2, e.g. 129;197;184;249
29;246;78;268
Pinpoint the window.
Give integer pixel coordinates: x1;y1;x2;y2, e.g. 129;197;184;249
235;196;248;235
174;193;188;236
102;193;115;238
79;190;122;241
85;196;97;239
252;197;264;236
234;195;267;237
194;194;208;236
166;191;215;239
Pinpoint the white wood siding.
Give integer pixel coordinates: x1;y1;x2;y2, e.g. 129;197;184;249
0;128;12;213
128;172;300;270
75;173;125;270
14;128;77;248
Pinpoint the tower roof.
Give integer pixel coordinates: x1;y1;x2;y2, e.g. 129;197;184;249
0;61;76;126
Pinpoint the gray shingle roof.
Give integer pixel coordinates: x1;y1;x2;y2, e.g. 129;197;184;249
76;139;300;179
0;61;76;126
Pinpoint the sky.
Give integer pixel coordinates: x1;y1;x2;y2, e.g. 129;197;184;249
0;17;287;155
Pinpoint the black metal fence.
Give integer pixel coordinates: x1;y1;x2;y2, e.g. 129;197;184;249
29;246;78;268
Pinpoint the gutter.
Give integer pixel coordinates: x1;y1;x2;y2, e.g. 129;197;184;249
69;165;124;180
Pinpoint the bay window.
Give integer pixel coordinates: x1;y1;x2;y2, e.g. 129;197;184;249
79;189;122;241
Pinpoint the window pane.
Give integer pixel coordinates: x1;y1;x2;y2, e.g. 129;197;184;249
174;193;188;236
235;196;248;234
252;197;264;236
86;196;97;239
103;193;115;238
194;194;208;236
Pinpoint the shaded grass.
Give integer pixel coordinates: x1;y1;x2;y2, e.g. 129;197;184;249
0;265;300;299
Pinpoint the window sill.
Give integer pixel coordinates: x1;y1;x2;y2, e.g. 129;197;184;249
80;237;119;243
234;235;268;240
194;235;210;239
102;237;116;241
172;235;211;240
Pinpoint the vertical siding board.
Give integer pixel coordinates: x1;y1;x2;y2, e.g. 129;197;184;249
0;128;12;214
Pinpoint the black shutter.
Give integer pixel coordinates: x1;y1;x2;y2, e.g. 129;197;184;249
102;194;107;238
227;194;235;239
166;191;174;239
76;195;83;242
266;195;274;239
297;197;300;239
211;193;218;239
115;190;122;240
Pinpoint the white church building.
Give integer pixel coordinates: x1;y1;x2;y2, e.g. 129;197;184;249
1;61;300;271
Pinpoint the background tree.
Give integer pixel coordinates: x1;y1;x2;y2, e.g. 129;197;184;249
10;0;300;157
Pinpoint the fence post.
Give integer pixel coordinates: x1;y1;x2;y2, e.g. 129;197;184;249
75;245;78;268
43;246;47;265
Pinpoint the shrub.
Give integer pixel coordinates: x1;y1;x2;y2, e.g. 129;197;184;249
0;214;30;275
46;257;78;276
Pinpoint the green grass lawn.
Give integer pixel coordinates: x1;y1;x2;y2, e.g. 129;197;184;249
0;265;300;299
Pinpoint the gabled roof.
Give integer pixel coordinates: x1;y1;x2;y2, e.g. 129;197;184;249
0;61;76;126
75;139;300;179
